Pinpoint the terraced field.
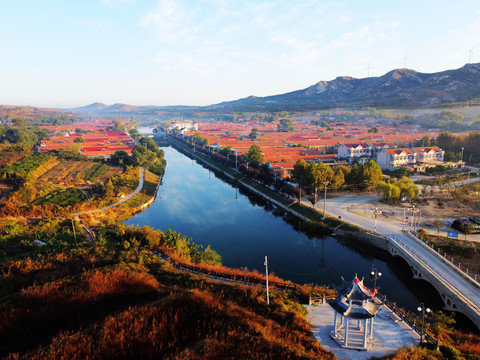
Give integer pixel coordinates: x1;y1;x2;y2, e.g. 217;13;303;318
35;160;122;190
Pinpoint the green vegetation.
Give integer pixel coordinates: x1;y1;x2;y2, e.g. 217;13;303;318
33;188;86;207
243;144;264;166
377;176;419;204
437;131;480;164
83;163;108;182
277;118;295;132
0;153;52;183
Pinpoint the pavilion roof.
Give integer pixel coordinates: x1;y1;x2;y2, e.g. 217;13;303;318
328;275;382;319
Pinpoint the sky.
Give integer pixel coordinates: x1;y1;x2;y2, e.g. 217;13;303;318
0;0;479;108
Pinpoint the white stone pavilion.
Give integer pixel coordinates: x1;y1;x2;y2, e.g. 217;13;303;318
329;275;382;350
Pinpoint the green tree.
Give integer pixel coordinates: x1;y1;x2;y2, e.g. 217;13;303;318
248;128;258;140
277;118;294;132
363;160;383;191
331;169;345;191
244;144;264;166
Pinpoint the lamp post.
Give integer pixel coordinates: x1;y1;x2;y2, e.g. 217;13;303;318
322;180;330;219
370;265;382;291
417;303;430;344
235;150;238;171
407;205;419;233
372;208;382;234
264;256;269;305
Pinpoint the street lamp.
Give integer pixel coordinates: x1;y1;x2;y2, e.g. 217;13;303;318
370;265;382;291
417;303;431;344
372;207;382;234
407;205;419;233
322;180;330;219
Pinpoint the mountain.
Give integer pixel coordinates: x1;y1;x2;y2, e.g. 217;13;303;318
211;63;480;111
72;63;480;115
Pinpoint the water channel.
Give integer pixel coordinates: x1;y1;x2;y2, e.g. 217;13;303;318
125;141;449;312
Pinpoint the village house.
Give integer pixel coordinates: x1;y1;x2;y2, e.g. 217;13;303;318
376;146;445;170
337;143;373;162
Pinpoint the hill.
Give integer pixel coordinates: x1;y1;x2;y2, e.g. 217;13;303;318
71;63;480;115
213;63;480;111
0;224;335;359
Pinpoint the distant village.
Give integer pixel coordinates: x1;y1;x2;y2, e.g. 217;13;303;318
169;113;457;179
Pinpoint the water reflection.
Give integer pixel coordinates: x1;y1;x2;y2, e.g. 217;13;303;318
125;146;431;311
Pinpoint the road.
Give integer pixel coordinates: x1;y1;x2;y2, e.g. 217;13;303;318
74;167;145;216
316;194;480;315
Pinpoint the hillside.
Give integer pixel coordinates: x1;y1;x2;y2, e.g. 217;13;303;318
0;225;335;360
72;63;480;115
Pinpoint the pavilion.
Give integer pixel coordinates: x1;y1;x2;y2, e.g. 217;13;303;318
329;275;382;350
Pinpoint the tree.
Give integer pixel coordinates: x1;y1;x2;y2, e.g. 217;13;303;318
103;179;115;198
331;169;345;191
244;144;264;166
248;128;258;140
73;137;85;143
113;120;125;132
292;159;309;187
277;118;294;132
363;160;383;191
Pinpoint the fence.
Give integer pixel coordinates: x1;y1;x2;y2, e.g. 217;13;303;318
376;292;438;347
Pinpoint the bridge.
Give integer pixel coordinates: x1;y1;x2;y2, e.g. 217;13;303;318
328;195;480;330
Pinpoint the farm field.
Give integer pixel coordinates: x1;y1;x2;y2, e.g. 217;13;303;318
35;160;122;191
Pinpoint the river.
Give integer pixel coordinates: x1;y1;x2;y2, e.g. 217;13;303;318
125;142;448;312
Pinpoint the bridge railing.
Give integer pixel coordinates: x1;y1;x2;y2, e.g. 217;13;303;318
413;232;480;286
390;235;480;315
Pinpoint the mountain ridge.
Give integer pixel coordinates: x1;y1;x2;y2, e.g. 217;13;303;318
72;63;480;115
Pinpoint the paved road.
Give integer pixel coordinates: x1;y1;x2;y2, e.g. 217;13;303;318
317;195;480;314
74;167;145;216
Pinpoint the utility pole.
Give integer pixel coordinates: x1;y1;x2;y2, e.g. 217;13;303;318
264;256;269;305
235;150;238;171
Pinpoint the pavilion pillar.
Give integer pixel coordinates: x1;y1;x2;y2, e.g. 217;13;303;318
333;312;337;333
344;317;349;346
363;318;368;348
370;317;374;339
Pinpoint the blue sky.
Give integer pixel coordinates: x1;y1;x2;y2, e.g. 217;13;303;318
0;0;479;108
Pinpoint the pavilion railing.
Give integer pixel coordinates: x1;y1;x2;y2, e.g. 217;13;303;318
376;292;438;347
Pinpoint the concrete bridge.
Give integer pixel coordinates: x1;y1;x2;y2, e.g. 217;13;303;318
388;233;480;329
329;196;480;330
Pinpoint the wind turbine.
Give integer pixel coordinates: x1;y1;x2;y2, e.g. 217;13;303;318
403;54;410;68
366;62;373;77
467;46;475;63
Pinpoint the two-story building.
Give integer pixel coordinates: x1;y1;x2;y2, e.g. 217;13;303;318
413;146;444;163
337;143;372;162
376;148;416;169
376;146;445;170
